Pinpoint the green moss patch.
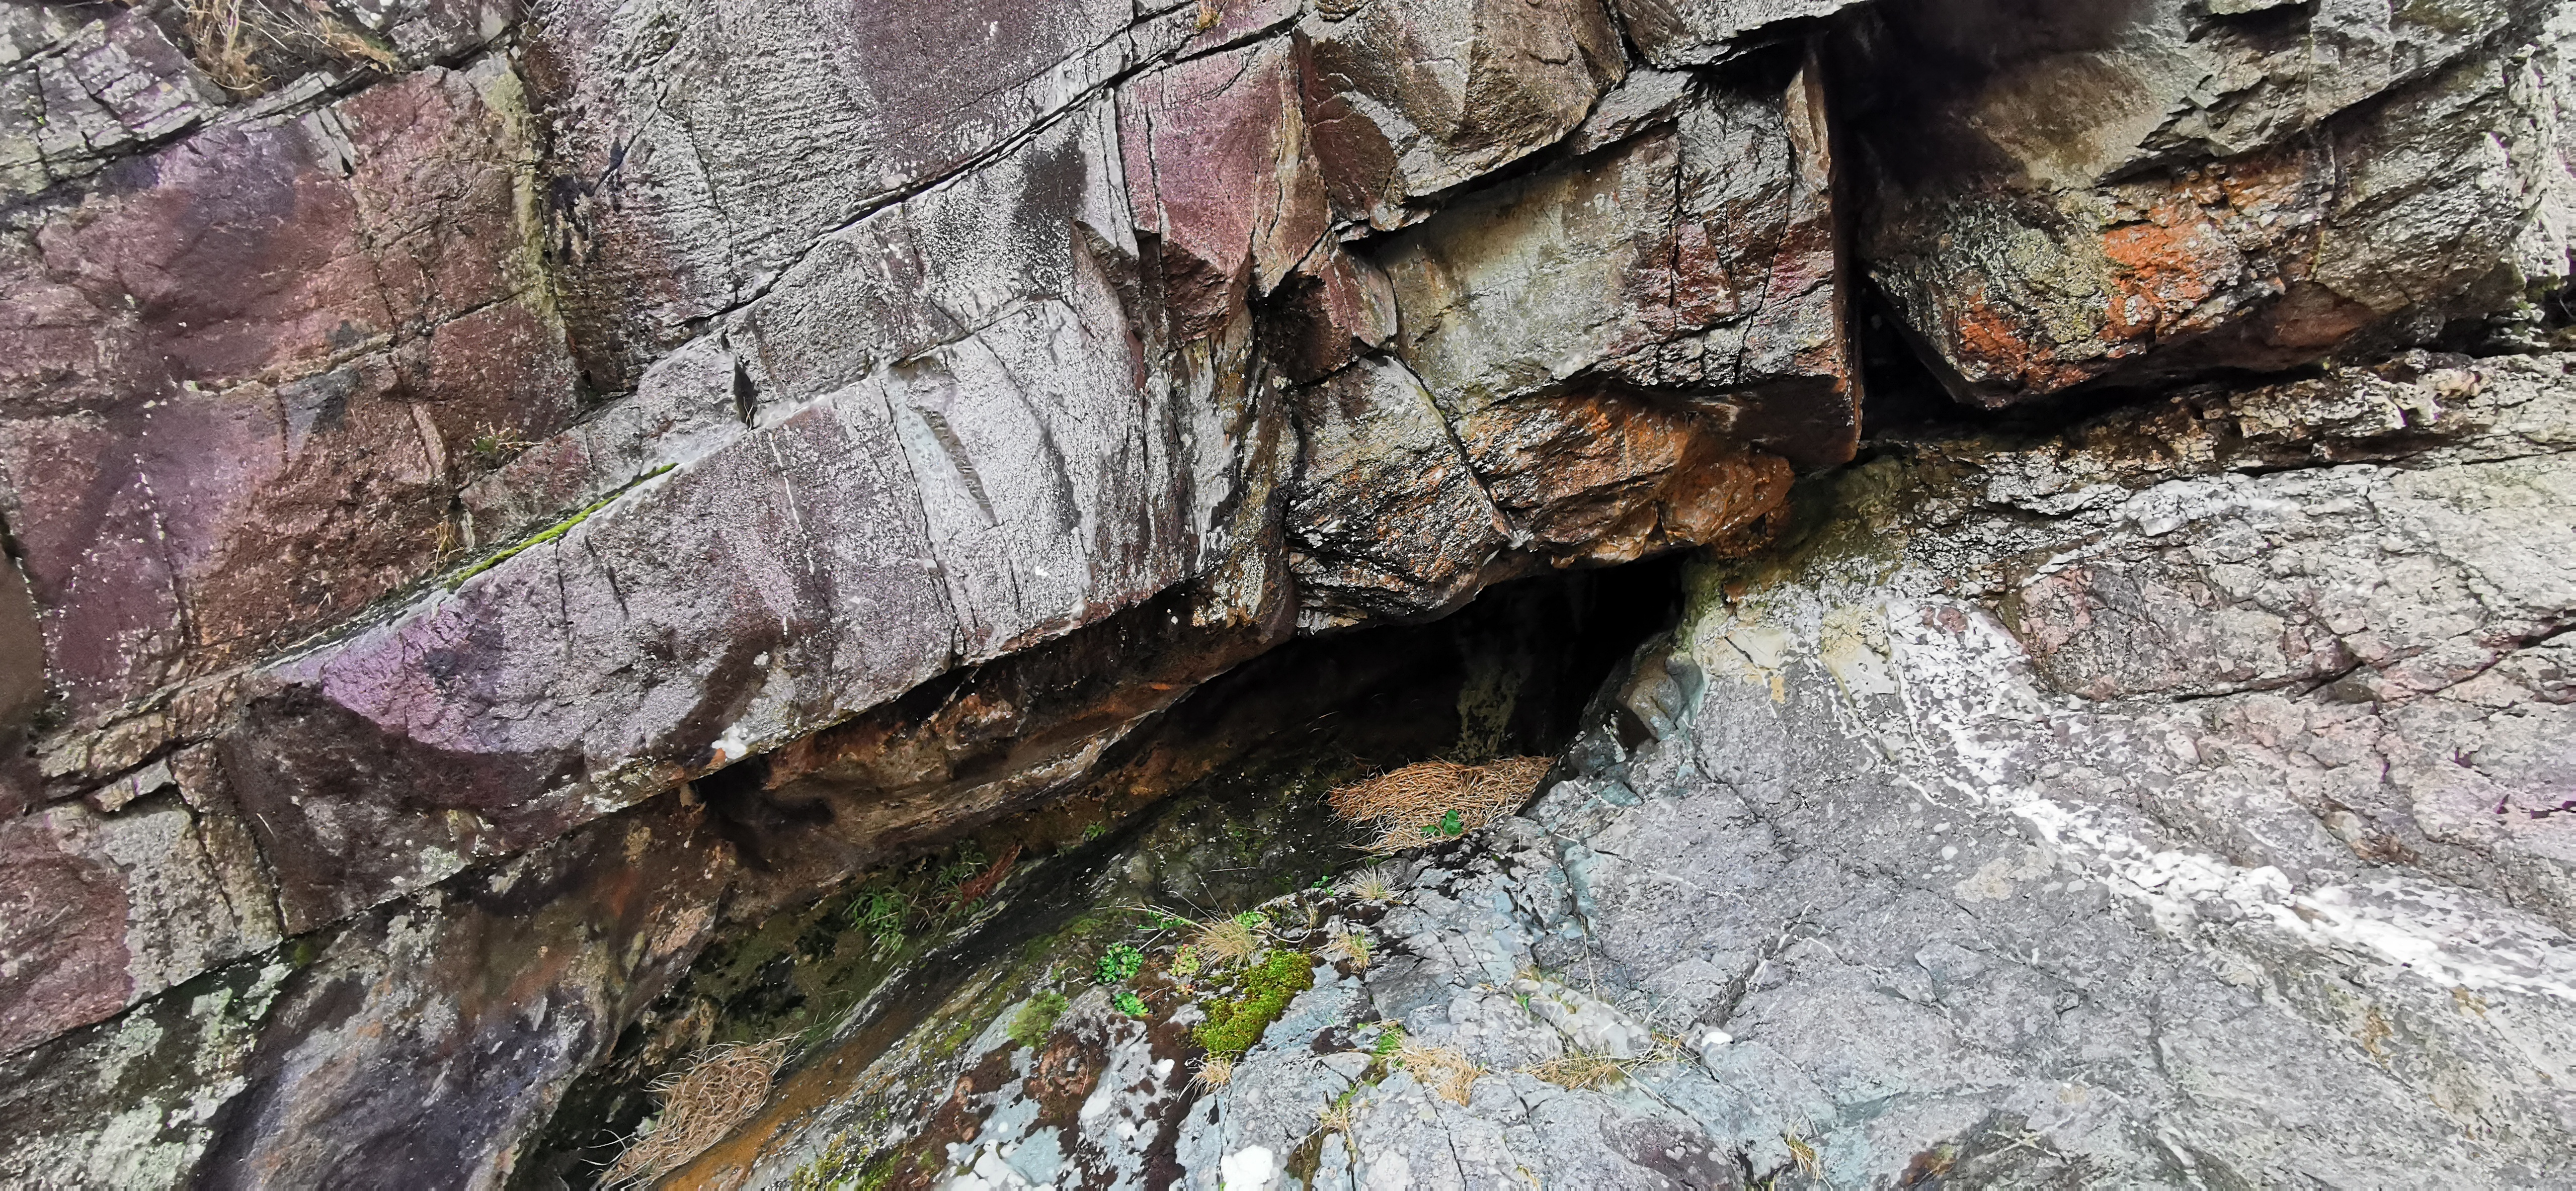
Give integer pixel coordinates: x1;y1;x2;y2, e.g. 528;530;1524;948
1193;951;1315;1057
1007;991;1069;1050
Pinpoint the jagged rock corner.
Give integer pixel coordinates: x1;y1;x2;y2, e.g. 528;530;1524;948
0;0;2571;1186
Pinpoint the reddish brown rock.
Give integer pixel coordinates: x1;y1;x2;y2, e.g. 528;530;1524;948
1119;38;1329;333
1456;388;1795;568
0;58;577;735
0;776;281;1056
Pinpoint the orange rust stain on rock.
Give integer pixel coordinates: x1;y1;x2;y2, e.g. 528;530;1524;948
2100;209;2232;345
1944;285;2094;395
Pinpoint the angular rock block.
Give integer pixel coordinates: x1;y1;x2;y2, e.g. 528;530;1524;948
1854;0;2576;404
0;8;224;198
526;0;1203;382
1294;0;1626;230
1614;0;1872;68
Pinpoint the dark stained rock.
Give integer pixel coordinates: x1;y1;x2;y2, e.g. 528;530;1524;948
188;798;732;1189
1285;356;1510;630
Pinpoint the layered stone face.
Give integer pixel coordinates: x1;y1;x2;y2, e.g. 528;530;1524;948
1852;0;2576;404
4;0;2573;1184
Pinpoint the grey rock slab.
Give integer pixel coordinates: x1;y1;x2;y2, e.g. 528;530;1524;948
528;0;1204;376
1613;0;1872;69
0;10;223;198
1378;64;1857;467
222;384;957;931
1294;0;1626;231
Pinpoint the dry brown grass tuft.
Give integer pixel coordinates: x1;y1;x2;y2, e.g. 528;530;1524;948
602;1038;792;1187
1785;1132;1824;1179
1526;1051;1625;1091
184;0;264;91
1316;1095;1355;1134
1330;928;1372;970
1329;757;1551;854
1193;1053;1235;1090
1190;916;1261;967
183;0;405;93
1339;862;1400;902
1398;1042;1481;1105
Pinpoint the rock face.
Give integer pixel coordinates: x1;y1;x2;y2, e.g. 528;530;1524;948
2;0;2573;1185
700;352;2576;1191
1849;0;2576;404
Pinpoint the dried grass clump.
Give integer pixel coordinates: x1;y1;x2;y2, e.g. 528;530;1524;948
602;1038;793;1187
184;0;263;91
1526;1051;1625;1091
1330;928;1372;970
1316;1095;1355;1134
1193;1053;1235;1090
1329;757;1551;854
1398;1042;1481;1106
1190;916;1261;967
1339;862;1400;902
182;0;403;93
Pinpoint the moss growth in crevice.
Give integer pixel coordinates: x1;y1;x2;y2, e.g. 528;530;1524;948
1193;951;1316;1057
1006;991;1069;1050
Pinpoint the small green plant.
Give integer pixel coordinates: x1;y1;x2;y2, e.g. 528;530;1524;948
466;423;534;462
1422;808;1465;839
1194;951;1316;1056
1113;990;1150;1018
1081;821;1108;842
849;888;912;960
1095;942;1144;984
1370;1022;1406;1056
1233;911;1271;930
1173;946;1203;978
1008;991;1069;1050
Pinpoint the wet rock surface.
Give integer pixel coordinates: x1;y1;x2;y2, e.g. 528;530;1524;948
2;0;2574;1184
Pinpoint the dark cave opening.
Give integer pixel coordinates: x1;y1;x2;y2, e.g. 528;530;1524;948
514;550;1693;1188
